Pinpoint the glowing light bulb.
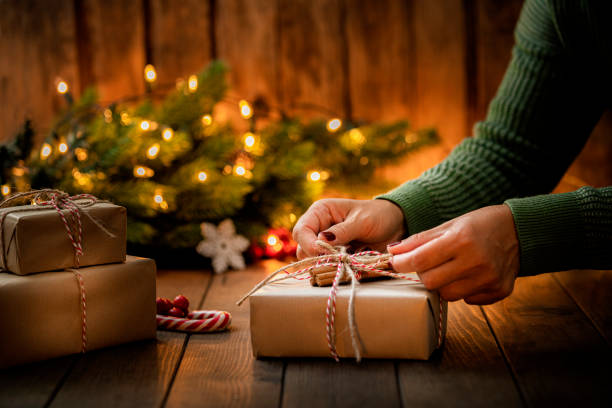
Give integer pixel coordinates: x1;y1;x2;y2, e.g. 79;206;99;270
144;64;157;83
56;80;69;94
243;132;255;148
160;201;168;210
40;143;52;159
1;185;10;196
267;234;279;246
75;148;88;161
134;166;154;178
234;165;246;176
146;143;160;159
239;100;253;119
162;128;174;141
308;171;321;182
201;114;212;126
188;75;198;92
104;109;113;123
197;171;208;182
289;213;297;223
120;112;131;125
349;128;366;146
140;120;150;131
58;142;68;154
154;194;163;204
326;118;342;132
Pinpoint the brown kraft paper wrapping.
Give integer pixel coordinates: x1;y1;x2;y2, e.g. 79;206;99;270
0;202;127;275
249;276;447;360
0;256;156;368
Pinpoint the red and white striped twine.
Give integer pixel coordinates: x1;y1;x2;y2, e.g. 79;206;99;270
73;270;88;353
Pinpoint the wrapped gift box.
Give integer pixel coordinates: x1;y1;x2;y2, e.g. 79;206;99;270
0;256;156;368
249;275;446;360
0;202;126;275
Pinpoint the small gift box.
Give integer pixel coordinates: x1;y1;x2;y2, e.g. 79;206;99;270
240;242;447;361
0;256;156;368
0;191;126;275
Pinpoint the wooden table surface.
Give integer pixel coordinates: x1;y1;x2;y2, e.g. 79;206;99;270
1;260;611;408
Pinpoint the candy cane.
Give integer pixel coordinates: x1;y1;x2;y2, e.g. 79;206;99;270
156;310;231;333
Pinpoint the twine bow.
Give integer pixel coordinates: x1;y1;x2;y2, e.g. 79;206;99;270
238;240;437;362
0;189;116;353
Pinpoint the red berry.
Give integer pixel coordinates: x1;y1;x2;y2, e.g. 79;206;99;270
173;295;190;312
167;307;185;318
156;297;173;314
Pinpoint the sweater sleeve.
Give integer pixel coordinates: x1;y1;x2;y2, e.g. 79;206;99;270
377;0;611;275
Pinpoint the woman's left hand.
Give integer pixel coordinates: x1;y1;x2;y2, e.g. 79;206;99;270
388;204;520;305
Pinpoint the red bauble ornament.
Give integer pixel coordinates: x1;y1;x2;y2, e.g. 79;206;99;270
156;297;173;314
173;295;190;312
167;307;185;318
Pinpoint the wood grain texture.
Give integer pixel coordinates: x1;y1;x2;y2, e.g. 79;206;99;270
397;301;523;408
278;0;348;119
47;269;210;408
412;0;469;148
554;270;612;344
0;0;79;143
345;0;414;122
149;0;212;85
215;0;278;119
0;355;76;408
282;359;399;408
76;0;146;101
165;261;284;408
483;274;612;407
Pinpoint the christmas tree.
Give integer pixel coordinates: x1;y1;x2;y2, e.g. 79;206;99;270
0;61;436;265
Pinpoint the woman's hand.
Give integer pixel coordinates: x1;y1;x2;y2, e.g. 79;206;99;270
388;204;520;305
293;198;406;259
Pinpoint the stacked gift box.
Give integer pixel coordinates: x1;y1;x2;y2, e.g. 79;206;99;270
0;192;156;368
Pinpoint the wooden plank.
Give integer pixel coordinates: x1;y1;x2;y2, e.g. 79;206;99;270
345;0;414;122
278;0;348;119
165;261;284;408
397;301;523;407
215;0;278;122
0;356;76;408
483;274;612;406
412;0;469;148
470;0;522;125
76;0;146;102
282;359;399;407
0;0;79;143
149;0;212;85
554;270;612;344
48;269;210;407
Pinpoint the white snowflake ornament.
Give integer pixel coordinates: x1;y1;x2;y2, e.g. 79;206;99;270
196;219;250;274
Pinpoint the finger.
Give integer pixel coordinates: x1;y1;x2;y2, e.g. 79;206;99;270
387;224;448;255
464;291;508;305
415;260;465;290
318;218;363;247
296;245;308;260
438;278;483;302
390;232;455;273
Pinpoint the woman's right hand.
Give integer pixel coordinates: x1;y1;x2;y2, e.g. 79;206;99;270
292;198;406;259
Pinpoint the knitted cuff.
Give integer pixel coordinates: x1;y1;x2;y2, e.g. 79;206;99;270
505;191;583;276
376;181;443;236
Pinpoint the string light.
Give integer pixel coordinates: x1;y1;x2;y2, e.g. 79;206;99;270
308;171;321;181
267;234;279;246
244;132;255;148
40;143;52;159
326;118;342;132
266;233;284;253
405;132;418;144
188;75;198;92
349;128;366;146
120;112;131;125
162;128;174;141
104;109;113;123
197;171;208;182
154;194;163;203
75;148;88;161
140;120;151;131
58;142;68;154
201;114;212;126
134;165;154;178
289;213;297;223
144;64;157;83
146;143;160;159
56;80;69;95
239;100;253;119
12;167;25;177
234;165;246;176
1;185;10;196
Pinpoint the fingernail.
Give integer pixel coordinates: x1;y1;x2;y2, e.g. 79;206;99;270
322;231;336;241
388;241;401;247
389;257;394;270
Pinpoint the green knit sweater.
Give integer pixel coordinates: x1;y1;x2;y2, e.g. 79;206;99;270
378;0;612;276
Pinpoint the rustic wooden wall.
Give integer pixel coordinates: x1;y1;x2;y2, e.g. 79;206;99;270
1;0;611;188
